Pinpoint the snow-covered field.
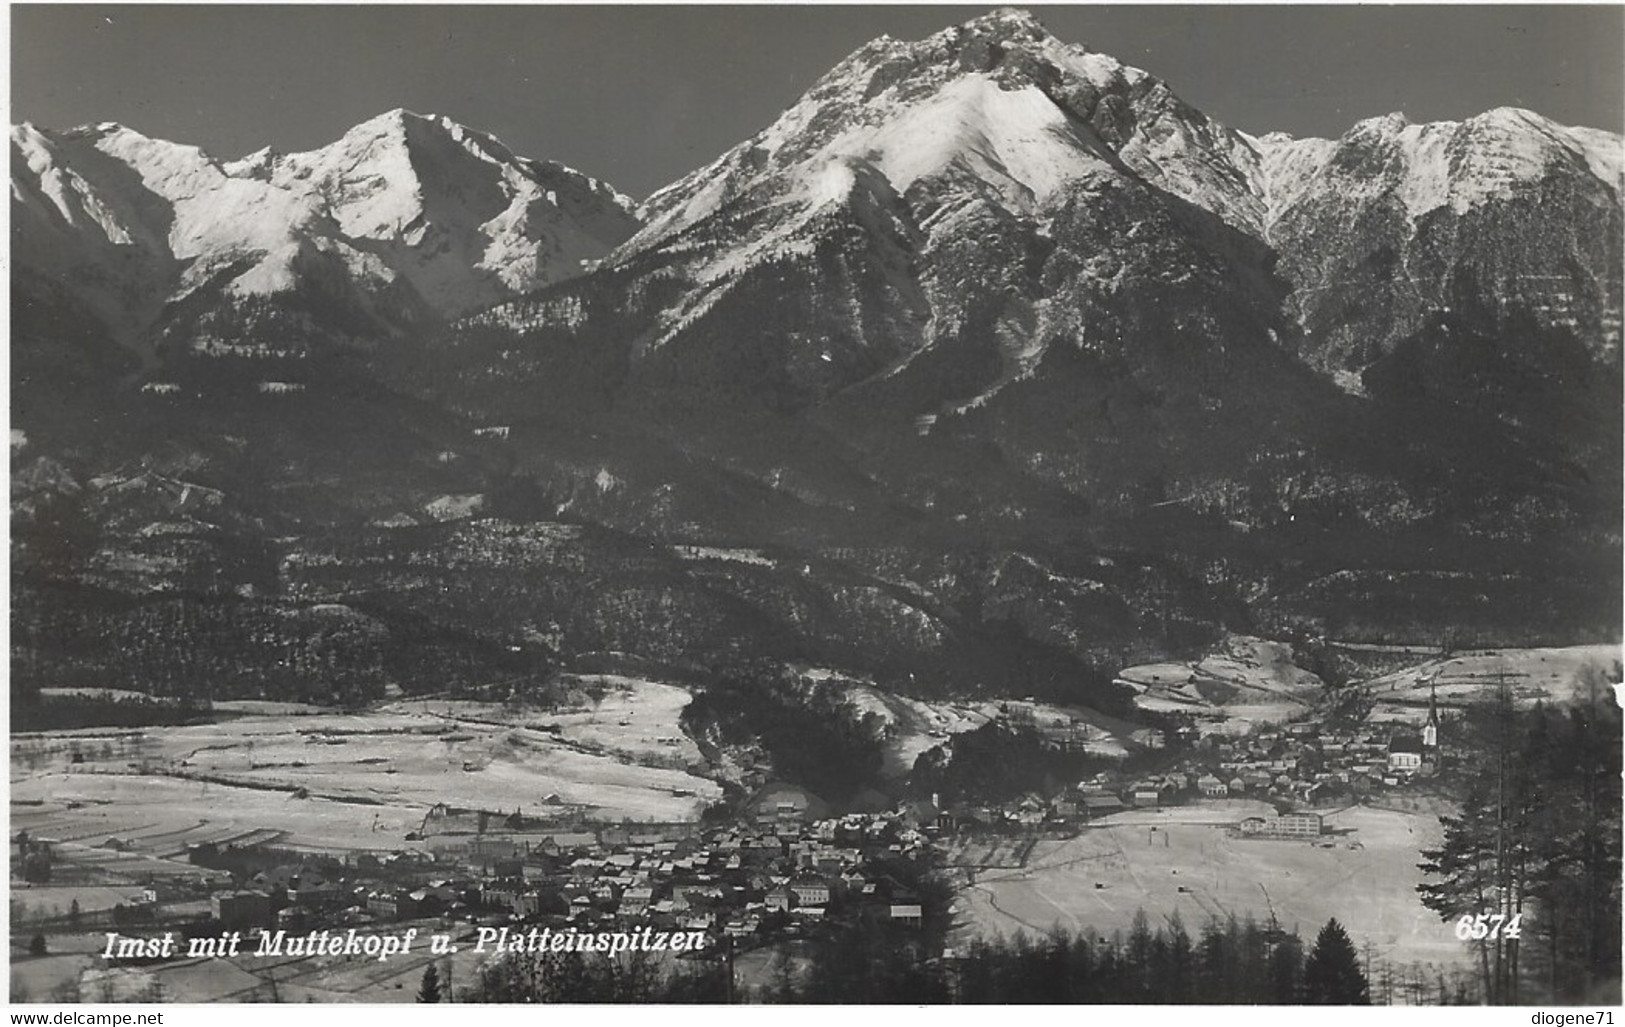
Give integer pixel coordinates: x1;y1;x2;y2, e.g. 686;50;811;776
1120;637;1619;735
11;776;431;853
951;804;1462;970
1119;635;1322;734
11;690;722;856
809;670;1148;777
386;674;705;768
11;884;149;920
1366;644;1620;724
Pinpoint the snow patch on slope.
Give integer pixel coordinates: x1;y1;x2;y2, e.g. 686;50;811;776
843;75;1104;206
1252;108;1624;227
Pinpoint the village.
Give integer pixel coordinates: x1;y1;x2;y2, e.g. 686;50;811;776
10;779;939;1001
10;683;1456;1001
1010;685;1448;827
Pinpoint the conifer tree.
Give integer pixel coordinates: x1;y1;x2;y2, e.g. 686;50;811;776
1304;918;1370;1004
416;963;442;1003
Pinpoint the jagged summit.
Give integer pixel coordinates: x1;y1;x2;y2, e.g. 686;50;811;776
1353;110;1414;132
12;108;641;352
963;7;1050;32
936;7;1057;47
621;5;1263;270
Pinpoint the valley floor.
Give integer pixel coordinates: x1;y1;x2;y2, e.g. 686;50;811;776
11;641;1617;1001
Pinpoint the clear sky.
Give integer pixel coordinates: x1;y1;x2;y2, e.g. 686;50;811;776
11;4;1624;199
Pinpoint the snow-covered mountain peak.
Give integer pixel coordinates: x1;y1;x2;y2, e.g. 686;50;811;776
1472;106;1556;130
323;107;501;163
12;109;642;344
964;7;1050;33
938;6;1055;47
1351;111;1413;135
222;146;279;180
623;8;1269;258
243;109;639;310
356;106;422;128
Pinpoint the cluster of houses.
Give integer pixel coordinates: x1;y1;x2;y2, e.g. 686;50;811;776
185;782;933;947
474;813;928;938
912;695;1446;835
915;717;1442;837
1121;701;1444;809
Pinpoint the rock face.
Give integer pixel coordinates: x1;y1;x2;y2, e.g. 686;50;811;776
9;9;1623;712
551;7;1295;411
1251;108;1623;381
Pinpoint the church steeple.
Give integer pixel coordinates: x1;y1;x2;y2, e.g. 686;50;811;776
1422;681;1440;750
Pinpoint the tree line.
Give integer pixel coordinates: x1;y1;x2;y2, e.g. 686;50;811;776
11;690;214;732
12;581;551;705
447;912;1381;1004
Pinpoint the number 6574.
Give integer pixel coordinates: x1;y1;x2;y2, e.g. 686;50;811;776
1455;913;1524;940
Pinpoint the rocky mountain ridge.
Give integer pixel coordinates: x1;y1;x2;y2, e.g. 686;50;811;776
11;9;1621;714
12;109;638;355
